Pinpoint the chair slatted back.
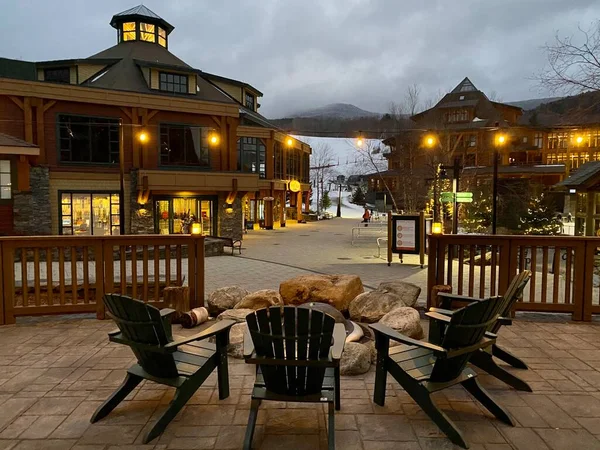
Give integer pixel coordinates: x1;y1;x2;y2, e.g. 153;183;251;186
246;306;336;397
104;294;178;378
430;296;504;382
490;270;531;334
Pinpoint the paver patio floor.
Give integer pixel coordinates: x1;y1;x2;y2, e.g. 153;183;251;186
1;315;600;450
1;219;600;449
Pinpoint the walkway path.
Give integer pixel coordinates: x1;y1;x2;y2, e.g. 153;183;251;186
205;218;429;300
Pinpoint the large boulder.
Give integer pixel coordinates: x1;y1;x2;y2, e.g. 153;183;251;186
217;308;254;323
349;291;406;323
340;342;371;375
279;274;364;312
207;286;250;316
377;281;421;308
235;289;283;310
379;307;424;339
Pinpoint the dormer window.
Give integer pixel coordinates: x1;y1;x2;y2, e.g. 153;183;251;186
245;93;255;110
159;72;188;93
122;22;136;41
44;67;70;84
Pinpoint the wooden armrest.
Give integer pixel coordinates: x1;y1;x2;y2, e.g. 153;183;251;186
428;307;455;315
331;323;346;360
243;327;254;358
446;336;496;358
165;319;236;349
160;308;176;317
370;323;447;357
497;316;512;326
425;311;452;323
484;331;498;339
109;332;168;353
438;292;482;303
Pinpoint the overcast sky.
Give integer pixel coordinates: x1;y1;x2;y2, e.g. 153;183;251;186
1;0;599;118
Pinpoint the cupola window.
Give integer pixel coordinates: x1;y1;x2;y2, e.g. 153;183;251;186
158;28;167;47
122;22;136;41
140;23;156;42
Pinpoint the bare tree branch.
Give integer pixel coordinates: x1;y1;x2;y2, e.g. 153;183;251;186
535;21;600;94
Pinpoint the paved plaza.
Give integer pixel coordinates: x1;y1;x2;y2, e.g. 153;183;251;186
1;219;600;449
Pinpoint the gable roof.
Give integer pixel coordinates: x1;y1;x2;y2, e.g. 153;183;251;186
556;161;600;189
201;71;263;97
451;77;478;93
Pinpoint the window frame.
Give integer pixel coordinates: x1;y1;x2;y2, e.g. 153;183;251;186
159;71;189;94
245;92;255;110
237;137;266;178
159;122;213;169
58;190;121;236
56;113;121;166
44;67;71;84
0;160;12;202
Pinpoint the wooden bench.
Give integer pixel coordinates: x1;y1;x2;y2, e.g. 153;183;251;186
206;236;242;255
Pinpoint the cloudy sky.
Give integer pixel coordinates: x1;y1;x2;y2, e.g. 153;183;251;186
1;0;599;117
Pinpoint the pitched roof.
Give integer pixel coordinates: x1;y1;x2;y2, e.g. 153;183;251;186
451;77;478;93
556;161;600;189
88;40;190;68
110;5;174;33
201;71;264;97
0;133;37;148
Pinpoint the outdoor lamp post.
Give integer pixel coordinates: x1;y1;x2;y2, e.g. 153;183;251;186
424;135;441;222
492;133;506;235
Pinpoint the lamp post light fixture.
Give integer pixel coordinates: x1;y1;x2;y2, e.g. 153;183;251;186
431;221;443;235
492;133;507;235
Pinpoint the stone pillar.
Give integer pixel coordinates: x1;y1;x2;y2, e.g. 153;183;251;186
13;166;51;235
129;169;154;234
218;193;243;240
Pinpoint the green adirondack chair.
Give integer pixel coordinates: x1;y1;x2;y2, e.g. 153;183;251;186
430;270;532;392
371;296;514;449
243;306;346;450
91;294;235;444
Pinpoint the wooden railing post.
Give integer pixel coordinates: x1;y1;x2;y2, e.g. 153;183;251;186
0;241;4;325
2;243;15;324
581;239;595;322
427;235;438;309
95;240;106;320
190;235;205;309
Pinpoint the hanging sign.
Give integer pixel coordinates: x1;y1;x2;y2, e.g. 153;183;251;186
289;180;301;192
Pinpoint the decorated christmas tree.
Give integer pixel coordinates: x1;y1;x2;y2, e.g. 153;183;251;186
461;185;492;234
519;194;562;235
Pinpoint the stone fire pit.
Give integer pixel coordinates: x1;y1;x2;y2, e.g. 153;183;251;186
208;275;422;375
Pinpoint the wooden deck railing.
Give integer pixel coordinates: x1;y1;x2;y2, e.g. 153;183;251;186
0;235;205;325
427;234;600;321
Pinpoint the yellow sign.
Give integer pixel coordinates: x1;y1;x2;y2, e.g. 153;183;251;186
289;180;301;192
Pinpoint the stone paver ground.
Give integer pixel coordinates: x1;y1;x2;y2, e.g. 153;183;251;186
1;218;600;449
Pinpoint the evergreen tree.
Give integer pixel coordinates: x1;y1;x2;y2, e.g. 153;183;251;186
461;185;492;234
350;185;366;205
321;191;332;211
519;194;562;235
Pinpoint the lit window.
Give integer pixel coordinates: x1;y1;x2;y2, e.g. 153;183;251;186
459;95;465;100
158;27;167;47
123;22;136;41
159;72;188;93
60;192;120;235
534;133;543;149
140;22;155;42
0;160;11;199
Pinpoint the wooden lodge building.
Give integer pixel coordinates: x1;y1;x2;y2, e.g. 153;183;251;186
381;77;600;235
0;5;311;239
